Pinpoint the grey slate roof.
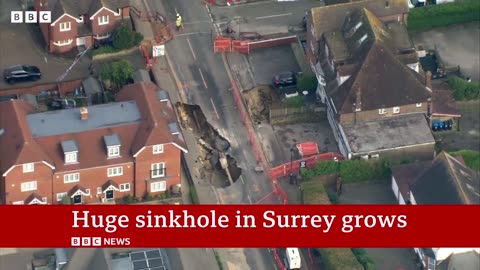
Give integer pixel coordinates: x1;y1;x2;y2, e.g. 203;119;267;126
104;134;121;147
27;101;142;138
133;69;152;83
411;151;480;204
61;140;78;153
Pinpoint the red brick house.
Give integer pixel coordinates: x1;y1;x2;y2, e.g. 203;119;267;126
34;0;130;53
0;82;187;205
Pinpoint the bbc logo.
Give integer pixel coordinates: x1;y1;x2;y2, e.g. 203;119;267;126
11;11;51;24
71;237;102;247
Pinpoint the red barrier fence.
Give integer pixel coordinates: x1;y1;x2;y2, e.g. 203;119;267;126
269;152;344;179
273;249;287;270
214;37;232;53
248;35;297;50
139;45;152;69
214;35;297;54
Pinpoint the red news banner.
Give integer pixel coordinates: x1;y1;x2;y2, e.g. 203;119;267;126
1;205;479;248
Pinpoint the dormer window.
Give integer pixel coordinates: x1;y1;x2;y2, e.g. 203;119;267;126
104;134;121;158
61;140;78;164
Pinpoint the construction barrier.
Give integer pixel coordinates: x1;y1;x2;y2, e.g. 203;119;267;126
269;152;344;180
273;249;287;270
248;35;297;50
232;40;250;54
214;36;232;53
139;45;152;69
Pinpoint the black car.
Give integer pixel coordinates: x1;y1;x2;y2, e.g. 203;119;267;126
272;71;302;89
3;65;41;84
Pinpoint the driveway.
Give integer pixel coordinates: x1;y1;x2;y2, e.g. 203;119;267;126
248;44;301;85
339;182;418;270
0;1;89;90
412;22;480;81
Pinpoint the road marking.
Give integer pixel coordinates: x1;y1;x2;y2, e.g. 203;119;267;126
240;175;245;185
186;38;196;60
174;8;178;14
198;68;208;88
255;13;292;20
44;57;47;63
210;98;220;120
174;32;211;37
247;195;253;204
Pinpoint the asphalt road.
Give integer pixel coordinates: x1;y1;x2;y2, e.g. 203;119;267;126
210;0;322;33
145;0;279;269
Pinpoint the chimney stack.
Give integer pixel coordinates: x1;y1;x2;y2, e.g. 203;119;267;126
80;107;88;120
425;71;432;91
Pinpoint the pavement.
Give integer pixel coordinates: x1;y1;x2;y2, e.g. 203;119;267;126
412;22;480;81
0;0;90;90
131;0;278;269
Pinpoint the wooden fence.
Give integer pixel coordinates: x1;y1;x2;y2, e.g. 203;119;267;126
269;105;326;125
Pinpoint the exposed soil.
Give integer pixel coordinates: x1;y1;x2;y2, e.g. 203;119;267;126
175;103;242;188
242;84;280;124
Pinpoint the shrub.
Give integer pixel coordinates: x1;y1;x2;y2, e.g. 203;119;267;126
352;248;376;270
318;248;364;270
99;60;133;88
122;195;135;204
112;25;144;50
143;192;153;202
297;75;318;94
93;45;118;56
447;76;480;101
408;0;480;31
339;159;391;183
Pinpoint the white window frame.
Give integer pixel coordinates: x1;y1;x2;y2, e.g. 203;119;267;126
85;189;90;196
393;106;400;114
378;108;386;115
56;192;67;202
358;34;368;46
416;103;422;107
98;15;109;25
23;163;34;173
108;146;120;158
107;166;123;177
95;33;111;39
59;21;71;32
151;162;165;178
153;144;164;154
97;187;102;194
120;183;130;192
21;181;37;192
13;201;25;205
65;152;77;164
150;181;167;192
64;173;80;183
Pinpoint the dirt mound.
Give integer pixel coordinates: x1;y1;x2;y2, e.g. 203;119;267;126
243;84;280;123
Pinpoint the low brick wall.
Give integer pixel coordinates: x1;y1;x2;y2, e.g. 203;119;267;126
269;105;326;125
0;79;84;98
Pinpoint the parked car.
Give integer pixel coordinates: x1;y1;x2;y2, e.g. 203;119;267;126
3;65;41;84
47;99;77;110
272;71;302;89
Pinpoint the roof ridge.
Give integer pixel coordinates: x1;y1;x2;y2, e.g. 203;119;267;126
443;152;472;204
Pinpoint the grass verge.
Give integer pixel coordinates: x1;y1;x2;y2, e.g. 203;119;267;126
450;149;480;171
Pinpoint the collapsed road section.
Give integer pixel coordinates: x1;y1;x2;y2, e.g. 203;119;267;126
176;102;242;188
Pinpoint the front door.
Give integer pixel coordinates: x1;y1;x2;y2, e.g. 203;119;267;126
72;195;82;204
106;190;114;200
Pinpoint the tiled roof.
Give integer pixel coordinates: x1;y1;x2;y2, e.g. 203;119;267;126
102;179;119;191
411;152;480;204
0;100;55;176
437;250;480;270
311;0;408;41
48;0;129;22
0;81;186;175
